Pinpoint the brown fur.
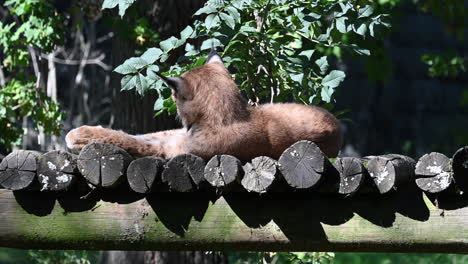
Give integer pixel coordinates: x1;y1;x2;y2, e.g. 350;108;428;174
66;54;343;161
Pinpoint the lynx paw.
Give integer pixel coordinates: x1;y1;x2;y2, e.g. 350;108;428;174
65;125;103;153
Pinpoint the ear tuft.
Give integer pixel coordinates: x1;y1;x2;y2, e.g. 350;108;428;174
206;49;224;65
156;72;184;90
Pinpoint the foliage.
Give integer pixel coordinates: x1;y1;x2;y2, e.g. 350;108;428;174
422;52;466;78
108;0;391;114
0;79;64;149
226;252;335;264
102;0;137;18
0;0;65;151
416;0;467;79
0;0;62;68
334;252;468;264
27;250;97;264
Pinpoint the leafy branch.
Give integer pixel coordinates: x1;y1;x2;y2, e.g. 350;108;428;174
109;0;391;114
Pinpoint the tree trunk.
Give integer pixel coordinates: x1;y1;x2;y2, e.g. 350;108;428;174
110;0;206;134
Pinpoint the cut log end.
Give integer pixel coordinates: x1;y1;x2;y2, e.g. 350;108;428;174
127;157;164;194
162;154;206;192
77;143;133;188
241;156;278;193
366;154;415;194
0;150;41;191
37;151;78;192
204;155;243;190
333;157;365;196
452;146;468;192
278;140;328;190
415;152;454;193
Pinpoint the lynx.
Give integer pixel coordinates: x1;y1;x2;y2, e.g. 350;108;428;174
66;52;342;161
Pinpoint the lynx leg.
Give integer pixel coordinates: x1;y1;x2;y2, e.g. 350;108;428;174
133;128;188;158
65;126;159;157
66;126;187;158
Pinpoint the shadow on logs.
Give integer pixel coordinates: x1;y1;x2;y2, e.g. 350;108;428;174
352;185;429;227
57;191;99;213
146;193;212;237
224;193;354;242
13;191;56;216
425;192;468;210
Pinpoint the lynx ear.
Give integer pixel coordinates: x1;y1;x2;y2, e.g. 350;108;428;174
206;49;224;65
156;73;184;91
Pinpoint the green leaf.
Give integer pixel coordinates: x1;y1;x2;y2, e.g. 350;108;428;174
336;17;348;33
232;0;245;9
194;5;217;16
160;36;179;52
290;73;304;83
321;86;334;103
118;0;136;17
226;6;241;23
153;97;164;111
205;14;220;31
180;26;194;40
338;2;352;16
322;70;346;88
114;57;148;74
353;22;367;36
102;0;118;9
135;73;148;96
140;48;163;64
299;50;314;60
121;75;136;91
358;5;374;18
201;38;222;50
315;56;329;74
146;65;160;80
344;44;370;55
220;12;236;29
185;43;199;56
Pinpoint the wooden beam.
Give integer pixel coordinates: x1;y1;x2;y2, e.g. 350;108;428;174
0;188;467;253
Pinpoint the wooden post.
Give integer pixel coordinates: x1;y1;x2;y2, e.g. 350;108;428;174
331;157;366;196
278;140;331;190
127;157;165;194
0;150;41;191
77;143;133;188
162;154;206;192
415;152;454;193
366;154;416;194
37;151;79;191
204;155;243;192
241;156;278;193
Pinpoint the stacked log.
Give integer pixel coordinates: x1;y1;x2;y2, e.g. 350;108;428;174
0;141;466;197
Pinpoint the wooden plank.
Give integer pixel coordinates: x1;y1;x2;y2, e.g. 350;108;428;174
0;188;467;253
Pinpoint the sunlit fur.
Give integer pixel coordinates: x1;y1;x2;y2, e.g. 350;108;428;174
66;55;343;161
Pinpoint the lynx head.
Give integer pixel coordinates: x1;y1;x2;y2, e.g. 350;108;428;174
159;51;249;129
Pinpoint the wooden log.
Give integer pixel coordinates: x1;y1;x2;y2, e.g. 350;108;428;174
241;156;278;193
127;157;165;194
0;150;41;191
77;143;133;188
162;154;206;192
366;154;416;194
452;146;468;192
37;151;79;192
278;140;331;190
415;152;454;193
204;155;243;191
0;189;468;253
331;157;366;196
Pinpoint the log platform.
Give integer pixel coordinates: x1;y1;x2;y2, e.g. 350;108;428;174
0;141;467;253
